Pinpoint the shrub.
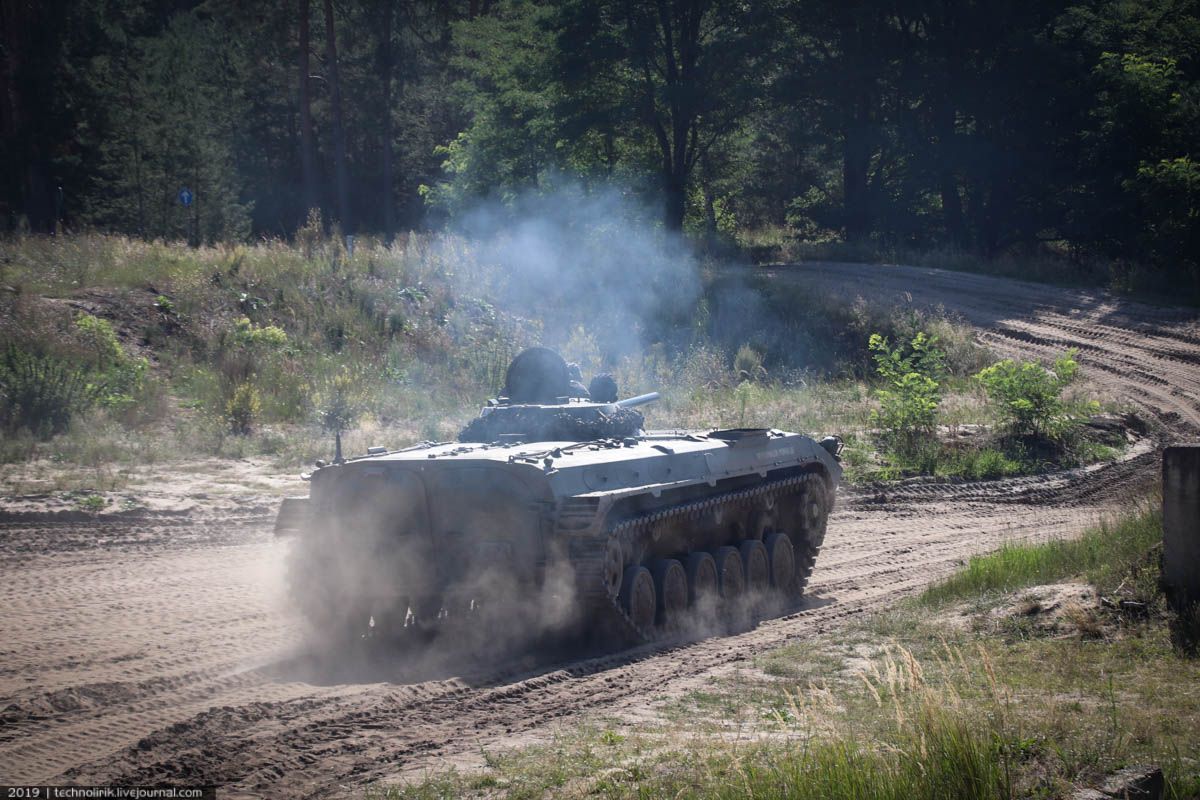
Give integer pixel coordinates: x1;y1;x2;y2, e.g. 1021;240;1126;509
231;317;288;349
733;343;765;381
318;367;365;432
975;350;1093;438
97;356;150;414
0;346;101;438
73;313;149;412
869;331;946;454
224;381;261;435
295;208;325;259
74;313;125;370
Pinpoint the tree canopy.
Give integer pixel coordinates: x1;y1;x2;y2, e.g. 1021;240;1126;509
1;0;1197;281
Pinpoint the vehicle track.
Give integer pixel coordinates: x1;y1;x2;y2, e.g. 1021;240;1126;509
1;262;1197;796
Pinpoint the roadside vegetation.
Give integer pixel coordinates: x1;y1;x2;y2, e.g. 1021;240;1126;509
851;332;1119;482
0;233;1126;494
373;502;1200;800
921;504;1163;607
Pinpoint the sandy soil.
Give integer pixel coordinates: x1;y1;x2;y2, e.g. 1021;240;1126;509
1;263;1197;797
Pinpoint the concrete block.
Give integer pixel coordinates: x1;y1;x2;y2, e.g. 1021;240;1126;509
1163;445;1200;608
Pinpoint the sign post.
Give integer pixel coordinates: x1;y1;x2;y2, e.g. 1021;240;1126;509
1163;445;1200;611
178;187;196;246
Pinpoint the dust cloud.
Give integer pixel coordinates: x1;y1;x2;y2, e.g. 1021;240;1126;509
450;183;703;360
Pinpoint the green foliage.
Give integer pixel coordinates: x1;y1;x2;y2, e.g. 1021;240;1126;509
318;367;366;433
231;317;288;350
423;1;561;215
869;332;946;452
73;314;148;413
224;382;261;436
75;314;124;369
4;0;1200;296
0;346;101;438
975;350;1093;438
75;494;107;513
0;313;149;438
96;356;149;414
921;503;1162;606
959;447;1023;480
82;12;251;241
1131;156;1200;280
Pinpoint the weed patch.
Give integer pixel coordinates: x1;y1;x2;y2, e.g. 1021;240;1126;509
920;503;1162;607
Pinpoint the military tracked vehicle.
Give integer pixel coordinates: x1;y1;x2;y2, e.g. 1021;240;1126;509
277;347;842;644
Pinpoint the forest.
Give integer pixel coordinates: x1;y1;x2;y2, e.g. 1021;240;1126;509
2;0;1198;284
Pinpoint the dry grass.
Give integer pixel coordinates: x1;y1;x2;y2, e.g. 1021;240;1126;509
1;233;1123;486
375;505;1199;799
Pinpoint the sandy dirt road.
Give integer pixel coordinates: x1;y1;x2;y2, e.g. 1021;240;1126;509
2;263;1198;797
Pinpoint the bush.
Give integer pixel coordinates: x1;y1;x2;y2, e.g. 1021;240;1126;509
75;313;125;369
318;367;365;432
975;350;1093;438
231;316;288;349
869;331;946;454
224;381;261;435
733;343;765;381
73;313;149;413
0;346;101;438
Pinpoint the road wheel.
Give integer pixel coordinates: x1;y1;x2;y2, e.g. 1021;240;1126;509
764;533;796;593
713;546;744;601
789;475;830;593
800;476;831;546
739;539;770;594
650;559;688;627
602;537;624;598
685;551;718;608
619;565;656;632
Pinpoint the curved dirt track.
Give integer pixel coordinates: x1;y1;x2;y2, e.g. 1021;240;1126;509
2;263;1198;796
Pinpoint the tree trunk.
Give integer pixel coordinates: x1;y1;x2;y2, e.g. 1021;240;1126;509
378;2;395;241
937;99;964;248
701;155;717;235
664;174;686;231
298;0;318;219
323;0;351;231
842;116;871;243
982;170;1011;257
939;169;965;247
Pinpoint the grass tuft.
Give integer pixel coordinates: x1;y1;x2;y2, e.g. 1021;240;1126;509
921;501;1162;607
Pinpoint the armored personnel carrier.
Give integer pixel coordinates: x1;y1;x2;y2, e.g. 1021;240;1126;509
278;347;842;644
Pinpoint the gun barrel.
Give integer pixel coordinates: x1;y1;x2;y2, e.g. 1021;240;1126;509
615;391;661;409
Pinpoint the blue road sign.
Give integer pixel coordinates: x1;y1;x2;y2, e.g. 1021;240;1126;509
178;188;194;207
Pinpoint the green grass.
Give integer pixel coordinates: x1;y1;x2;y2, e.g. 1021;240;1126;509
920;503;1162;606
371;502;1198;800
862;437;1121;484
373;712;1014;800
